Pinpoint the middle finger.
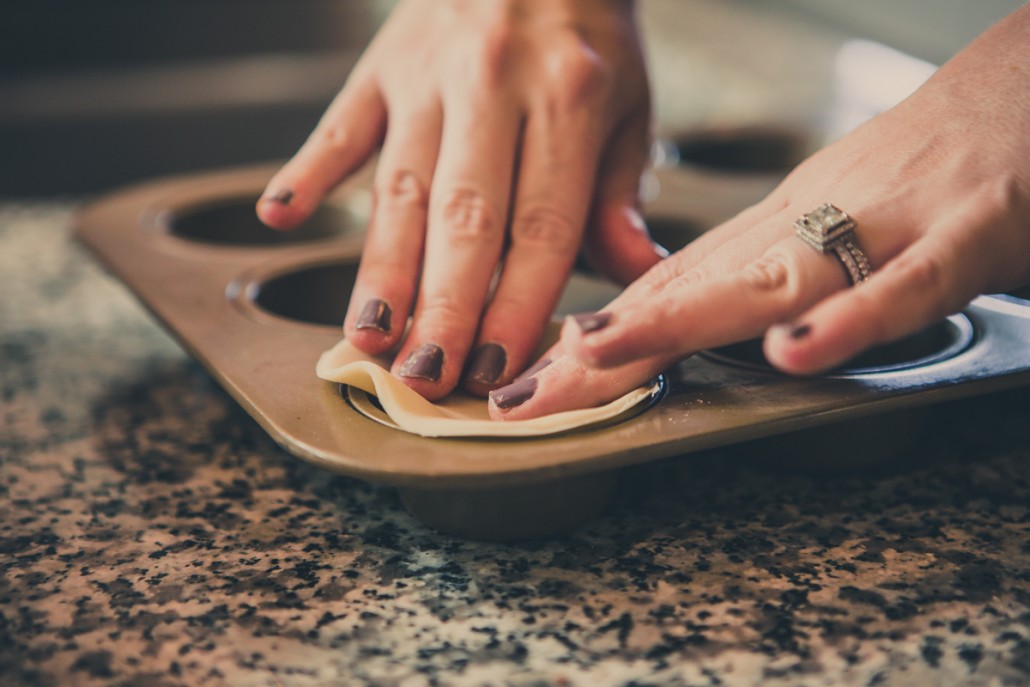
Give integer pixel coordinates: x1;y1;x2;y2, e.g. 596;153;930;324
462;102;606;393
390;85;523;399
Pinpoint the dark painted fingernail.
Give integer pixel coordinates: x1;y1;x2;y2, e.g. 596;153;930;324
399;344;444;381
356;299;392;333
516;357;552;381
571;312;612;334
465;343;506;384
489;377;537;410
788;323;812;340
268;189;293;205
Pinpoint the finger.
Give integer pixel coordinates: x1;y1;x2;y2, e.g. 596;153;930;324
764;212;997;374
489;200;844;419
565;187;929;369
461;105;605;394
582;108;666;286
257;68;386;230
599;193;793;314
390;82;522;400
488;352;663;420
342;101;442;354
562;229;862;369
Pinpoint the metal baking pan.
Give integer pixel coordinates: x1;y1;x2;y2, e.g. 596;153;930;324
75;161;1030;540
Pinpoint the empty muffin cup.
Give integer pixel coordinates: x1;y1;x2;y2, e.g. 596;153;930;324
646;216;708;254
703;313;975;376
649;126;820;228
244;258;627;328
167;196;362;246
662;126;812;176
245;260;359;327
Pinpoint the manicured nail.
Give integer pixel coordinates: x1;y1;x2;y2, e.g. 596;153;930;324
465;343;506;384
788;323;812;340
268;189;293;205
571;312;612;334
489;377;537;410
399;344;444;381
356;299;392;333
516;357;552;381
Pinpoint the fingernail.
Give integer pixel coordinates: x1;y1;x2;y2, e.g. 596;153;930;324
489;377;537;410
399;344;444;381
788;323;812;340
571;312;611;334
465;343;506;384
356;299;392;333
268;189;293;205
516;357;552;381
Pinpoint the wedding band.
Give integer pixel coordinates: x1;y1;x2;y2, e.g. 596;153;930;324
794;203;872;285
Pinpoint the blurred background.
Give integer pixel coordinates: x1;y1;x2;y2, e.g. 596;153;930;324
1;0;1021;197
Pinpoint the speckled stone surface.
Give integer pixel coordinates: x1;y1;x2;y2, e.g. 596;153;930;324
3;197;1030;687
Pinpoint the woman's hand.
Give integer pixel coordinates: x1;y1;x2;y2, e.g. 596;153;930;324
257;0;664;401
488;5;1030;420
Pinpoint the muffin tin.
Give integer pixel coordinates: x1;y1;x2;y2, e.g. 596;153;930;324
75;150;1030;540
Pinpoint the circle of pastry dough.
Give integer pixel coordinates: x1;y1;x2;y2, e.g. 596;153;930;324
316;325;662;438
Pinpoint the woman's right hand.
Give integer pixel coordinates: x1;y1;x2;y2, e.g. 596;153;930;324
488;3;1030;420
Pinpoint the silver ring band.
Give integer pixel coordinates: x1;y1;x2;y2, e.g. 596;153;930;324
795;203;872;285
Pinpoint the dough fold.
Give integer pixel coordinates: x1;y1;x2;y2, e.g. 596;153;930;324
316;337;658;438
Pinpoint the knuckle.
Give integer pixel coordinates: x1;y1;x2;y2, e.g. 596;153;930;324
643;259;692;293
470;22;516;89
739;252;805;317
315;123;353;153
976;173;1021;220
543;39;608;109
419;292;473;329
374;170;429;213
357;251;410;278
438;189;498;244
511;205;580;254
741;255;793;294
888;251;947;294
664;268;707;292
487;293;538;318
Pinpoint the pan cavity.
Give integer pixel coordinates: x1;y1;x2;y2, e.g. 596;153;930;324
247;260;629;327
646;216;707;254
572;216;706;277
702;313;975;376
168;196;363;246
658;126;812;176
247;261;359;327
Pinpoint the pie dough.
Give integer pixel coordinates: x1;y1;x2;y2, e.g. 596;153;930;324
316;327;661;438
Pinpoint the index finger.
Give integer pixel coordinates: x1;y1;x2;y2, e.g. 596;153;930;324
563;232;860;370
257;69;386;231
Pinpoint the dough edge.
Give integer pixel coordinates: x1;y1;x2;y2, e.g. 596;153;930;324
316;338;658;438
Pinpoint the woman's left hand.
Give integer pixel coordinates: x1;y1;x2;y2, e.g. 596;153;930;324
488;5;1030;420
257;0;662;402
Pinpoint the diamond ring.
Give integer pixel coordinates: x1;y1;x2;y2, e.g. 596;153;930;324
794;203;872;285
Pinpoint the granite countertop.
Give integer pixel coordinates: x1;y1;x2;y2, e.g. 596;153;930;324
3;3;1030;685
3;194;1030;687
